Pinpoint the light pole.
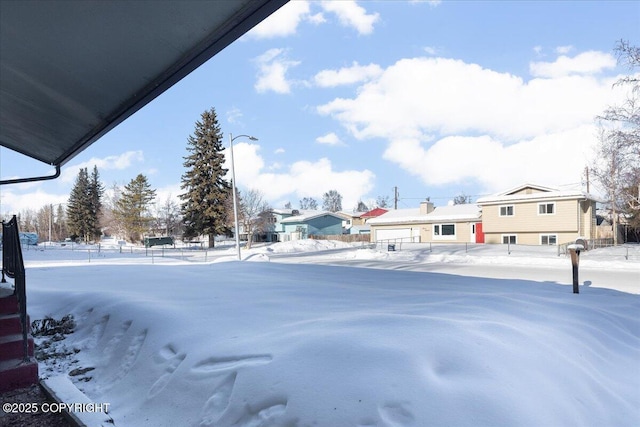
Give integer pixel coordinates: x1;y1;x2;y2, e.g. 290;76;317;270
229;133;258;261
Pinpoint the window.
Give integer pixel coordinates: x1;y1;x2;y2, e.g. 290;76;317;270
538;202;555;215
499;205;514;216
441;224;455;235
502;235;517;244
434;224;456;238
540;234;557;245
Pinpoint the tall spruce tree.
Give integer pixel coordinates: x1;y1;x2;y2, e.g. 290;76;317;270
116;174;156;242
88;165;105;240
67;166;104;242
180;108;231;248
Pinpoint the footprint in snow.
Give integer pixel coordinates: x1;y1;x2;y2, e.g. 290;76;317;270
378;401;414;427
190;354;272;375
198;372;237;426
147;344;186;399
101;328;147;390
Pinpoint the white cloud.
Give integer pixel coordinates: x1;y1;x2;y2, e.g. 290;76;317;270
317;52;624;193
555;45;574;55
316;132;342;146
274;148;285;154
410;0;442;5
320;1;380;35
248;0;312;38
61;151;144;183
0;189;67;215
223;143;375;209
254;48;300;94
226;107;243;125
313;62;383;87
382;126;597;195
530;51;616;78
423;46;438;56
318;56;619;142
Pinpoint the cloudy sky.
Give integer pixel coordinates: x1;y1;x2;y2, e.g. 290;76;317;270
1;0;638;215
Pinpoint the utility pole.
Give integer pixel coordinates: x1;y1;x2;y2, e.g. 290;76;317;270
394;186;399;210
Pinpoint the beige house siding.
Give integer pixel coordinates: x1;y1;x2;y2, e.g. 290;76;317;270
484;232;580;245
481;199;579;233
371;221;476;244
420;221;474;243
579;200;596;239
481;197;596;245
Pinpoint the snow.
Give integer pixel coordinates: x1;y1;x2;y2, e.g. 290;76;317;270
10;241;640;426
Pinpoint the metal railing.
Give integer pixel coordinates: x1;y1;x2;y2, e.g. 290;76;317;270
558;238;615;256
1;216;29;361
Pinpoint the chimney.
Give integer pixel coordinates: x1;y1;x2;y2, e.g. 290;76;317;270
420;199;435;215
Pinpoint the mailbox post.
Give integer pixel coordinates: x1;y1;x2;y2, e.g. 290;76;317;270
567;243;584;294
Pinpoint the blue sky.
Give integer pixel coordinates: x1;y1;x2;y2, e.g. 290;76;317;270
1;0;639;215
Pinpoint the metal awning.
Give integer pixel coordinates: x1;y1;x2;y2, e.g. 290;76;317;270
0;0;287;184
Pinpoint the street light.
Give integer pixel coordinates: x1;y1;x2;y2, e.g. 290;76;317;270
229;133;258;261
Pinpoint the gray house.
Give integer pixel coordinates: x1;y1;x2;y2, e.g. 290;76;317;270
277;210;344;241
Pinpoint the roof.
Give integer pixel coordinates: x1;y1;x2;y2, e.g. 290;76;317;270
280;211;345;224
476;183;603;204
361;208;388;218
336;210;364;219
368;204;480;225
0;0;287;183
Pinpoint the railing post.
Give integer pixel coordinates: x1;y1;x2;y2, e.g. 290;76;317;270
2;216;29;361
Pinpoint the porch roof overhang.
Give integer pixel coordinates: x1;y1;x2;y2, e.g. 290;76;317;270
0;0;287;183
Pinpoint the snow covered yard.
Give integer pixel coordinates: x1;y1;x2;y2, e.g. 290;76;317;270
15;242;640;426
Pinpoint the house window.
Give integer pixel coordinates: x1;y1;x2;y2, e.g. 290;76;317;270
538;202;555;215
502;234;517;244
434;224;456;238
540;234;557;245
499;205;514;216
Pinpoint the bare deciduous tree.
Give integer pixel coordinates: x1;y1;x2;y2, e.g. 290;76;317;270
240;189;271;249
593;40;640;243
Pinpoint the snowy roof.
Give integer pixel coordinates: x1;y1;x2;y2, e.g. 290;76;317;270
280;210;344;224
368;204;480;225
477;183;603;204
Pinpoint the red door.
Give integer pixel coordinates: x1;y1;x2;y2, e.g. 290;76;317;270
475;222;485;243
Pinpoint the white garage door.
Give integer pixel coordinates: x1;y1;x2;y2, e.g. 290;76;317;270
375;228;411;241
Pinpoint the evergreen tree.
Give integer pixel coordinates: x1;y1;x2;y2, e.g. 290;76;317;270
179;108;231;247
88;165;105;240
67;168;92;241
66;166;104;242
116;174;156;242
355;200;369;212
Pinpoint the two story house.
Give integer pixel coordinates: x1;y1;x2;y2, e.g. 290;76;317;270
476;183;599;245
